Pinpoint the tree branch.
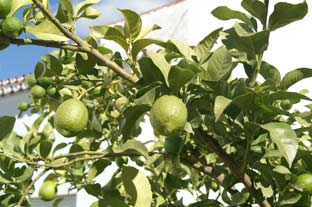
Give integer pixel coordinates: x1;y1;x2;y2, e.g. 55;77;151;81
0;36;81;51
16;169;48;207
31;0;138;84
196;129;272;207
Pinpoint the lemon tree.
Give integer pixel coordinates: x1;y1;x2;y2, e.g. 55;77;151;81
0;1;312;207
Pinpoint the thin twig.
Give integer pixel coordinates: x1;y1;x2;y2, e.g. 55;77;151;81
16;169;48;207
196;129;271;207
31;0;138;84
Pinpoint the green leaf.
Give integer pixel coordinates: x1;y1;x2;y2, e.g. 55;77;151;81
168;65;195;93
39;141;53;159
90;26;128;51
147;51;171;86
194;27;223;63
269;1;308;31
280;68;312;90
263;91;312;104
222;25;270;60
241;0;267;25
74;0;100;19
212;6;256;30
15;167;34;183
134;83;159;106
41;54;63;75
75;52;97;74
114;139;149;158
119;9;142;40
84;183;102;197
8;0;32;16
138;57;165;84
169;39;194;61
122;166;152;207
203;46;232;81
26;20;69;41
55;0;74;23
0;116;15;141
214;96;232;122
87;159;111;183
34;62;45;79
260;61;281;84
131;38;164;60
80;7;101;19
136;24;161;40
261;122;298;167
121;105;150;139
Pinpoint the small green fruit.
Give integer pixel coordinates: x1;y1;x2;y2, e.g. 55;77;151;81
280;99;292;110
47;87;57;96
17;101;29;111
294;173;312;193
91;86;103;96
39;181;57;201
38;77;53;88
31;85;46;98
0;0;11;19
1;16;24;38
115;96;129;111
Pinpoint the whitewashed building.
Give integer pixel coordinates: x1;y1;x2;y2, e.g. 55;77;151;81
1;0;312;206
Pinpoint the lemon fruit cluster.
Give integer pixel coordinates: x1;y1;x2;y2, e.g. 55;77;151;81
150;95;187;136
39;181;58;201
54;99;89;137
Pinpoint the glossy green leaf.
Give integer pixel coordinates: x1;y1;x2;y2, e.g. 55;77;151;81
75;52;97;74
138;57;165;84
260;61;281;83
121;105;150;139
41;54;63;75
131;38;164;60
147;51;171;86
241;0;267;25
203;46;232;81
269;1;308;31
194;27;223;63
214;96;232;122
168;65;195;93
15;167;34;183
39;141;53;158
26;20;69;41
122;166;152;207
0;116;15;141
119;9;142;40
87;159;111;183
80;7;101;19
74;0;100;18
169;39;195;61
8;0;32;16
114;139;149;158
84;183;102;197
261;122;298;167
212;6;256;30
280;68;312;90
55;0;74;23
90;26;128;51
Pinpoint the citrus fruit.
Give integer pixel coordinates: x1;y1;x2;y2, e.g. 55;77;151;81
38;76;53;88
31;85;46;98
81;80;93;89
294;173;312;193
211;180;219;191
280;99;292;110
39;181;57;201
17;101;29;111
54;99;89;137
91;86;103;96
0;0;11;19
115;96;129;111
1;16;24;38
164;136;184;154
150;95;187;136
47;87;57;96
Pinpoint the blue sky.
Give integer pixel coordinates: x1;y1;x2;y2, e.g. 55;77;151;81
0;0;176;80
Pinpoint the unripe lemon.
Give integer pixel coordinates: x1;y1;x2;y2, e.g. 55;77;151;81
0;0;11;19
17;101;29;111
39;181;57;201
280;99;292;110
294;173;312;193
150;95;187;136
1;17;24;38
164;136;184;154
54;99;89;137
31;85;46;98
115;96;129;111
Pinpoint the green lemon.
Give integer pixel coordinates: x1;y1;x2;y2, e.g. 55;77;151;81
91;86;103;96
1;16;24;38
211;180;219;191
115;96;129;111
280;99;292;110
17;101;29;111
81;80;93;89
47;87;57;96
150;95;188;136
294;173;312;193
0;0;11;19
31;85;46;98
39;181;57;201
54;99;89;137
164;136;184;154
38;76;54;88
